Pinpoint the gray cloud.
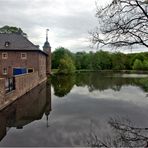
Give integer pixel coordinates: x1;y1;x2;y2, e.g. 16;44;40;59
0;0;98;52
0;0;145;53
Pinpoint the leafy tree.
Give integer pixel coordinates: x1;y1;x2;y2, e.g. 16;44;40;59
130;53;146;66
0;25;27;37
132;59;143;70
92;51;112;70
51;47;148;72
124;54;132;70
58;54;76;74
111;52;126;70
91;0;148;49
52;47;74;69
75;52;93;70
143;60;148;70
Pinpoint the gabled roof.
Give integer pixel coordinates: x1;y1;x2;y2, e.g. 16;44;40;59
0;33;47;55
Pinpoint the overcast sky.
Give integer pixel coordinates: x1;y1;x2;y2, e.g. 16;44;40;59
0;0;147;53
0;0;110;52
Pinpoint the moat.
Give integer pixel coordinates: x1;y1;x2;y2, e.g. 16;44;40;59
0;72;148;147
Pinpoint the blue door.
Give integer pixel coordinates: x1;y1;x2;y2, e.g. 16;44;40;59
13;68;27;76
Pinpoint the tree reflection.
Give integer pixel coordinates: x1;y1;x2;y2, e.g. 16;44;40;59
51;75;75;97
52;73;148;97
86;117;148;147
135;78;148;92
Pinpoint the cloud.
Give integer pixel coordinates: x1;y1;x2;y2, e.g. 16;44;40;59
0;0;146;53
0;0;98;52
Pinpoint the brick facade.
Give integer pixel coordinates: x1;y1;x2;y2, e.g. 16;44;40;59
0;33;50;79
0;51;47;80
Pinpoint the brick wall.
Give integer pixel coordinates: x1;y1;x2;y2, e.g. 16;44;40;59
15;72;39;96
0;78;5;104
0;51;47;78
0;72;47;110
38;53;47;80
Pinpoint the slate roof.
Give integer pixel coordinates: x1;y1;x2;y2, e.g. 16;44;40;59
0;33;47;55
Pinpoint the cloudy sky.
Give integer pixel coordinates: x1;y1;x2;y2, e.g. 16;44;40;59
0;0;112;52
0;0;147;53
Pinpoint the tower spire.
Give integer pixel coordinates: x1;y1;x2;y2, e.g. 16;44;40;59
46;29;49;42
43;28;51;75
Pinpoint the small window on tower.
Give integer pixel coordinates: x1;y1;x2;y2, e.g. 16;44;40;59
21;53;27;59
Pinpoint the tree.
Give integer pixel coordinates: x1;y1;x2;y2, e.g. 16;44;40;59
111;52;126;70
75;52;93;70
0;25;27;37
92;51;112;70
143;59;148;70
91;0;148;49
130;53;146;66
52;47;74;69
58;54;76;74
132;59;143;70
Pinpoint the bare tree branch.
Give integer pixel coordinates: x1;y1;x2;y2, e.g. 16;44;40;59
91;0;148;49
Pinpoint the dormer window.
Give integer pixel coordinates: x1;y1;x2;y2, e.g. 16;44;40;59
5;41;10;47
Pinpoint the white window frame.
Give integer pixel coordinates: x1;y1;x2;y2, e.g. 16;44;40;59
3;68;7;75
2;52;8;59
21;53;27;59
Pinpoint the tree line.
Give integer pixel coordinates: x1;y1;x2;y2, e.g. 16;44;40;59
52;47;148;74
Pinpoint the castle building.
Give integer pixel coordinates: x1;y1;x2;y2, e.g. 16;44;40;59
0;31;51;80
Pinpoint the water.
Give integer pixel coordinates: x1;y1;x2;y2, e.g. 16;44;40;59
0;72;148;147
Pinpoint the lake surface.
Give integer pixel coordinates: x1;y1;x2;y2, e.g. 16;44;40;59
0;72;148;147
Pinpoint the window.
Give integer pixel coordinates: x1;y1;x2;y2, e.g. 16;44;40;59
5;41;10;47
3;68;7;75
28;68;34;73
21;53;27;59
2;52;8;59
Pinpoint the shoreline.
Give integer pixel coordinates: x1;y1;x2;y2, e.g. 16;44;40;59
52;69;148;75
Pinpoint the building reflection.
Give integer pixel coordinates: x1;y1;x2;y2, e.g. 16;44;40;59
0;81;51;141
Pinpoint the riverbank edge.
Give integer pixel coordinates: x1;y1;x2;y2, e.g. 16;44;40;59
76;70;148;74
51;69;148;75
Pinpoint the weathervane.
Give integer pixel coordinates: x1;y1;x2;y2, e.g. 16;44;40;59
46;29;49;42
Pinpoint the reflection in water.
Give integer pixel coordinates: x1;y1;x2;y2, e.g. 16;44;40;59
0;72;148;147
86;117;148;147
51;75;75;97
0;81;51;141
52;73;148;97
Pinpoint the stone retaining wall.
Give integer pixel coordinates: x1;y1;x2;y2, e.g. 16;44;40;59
0;72;47;110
